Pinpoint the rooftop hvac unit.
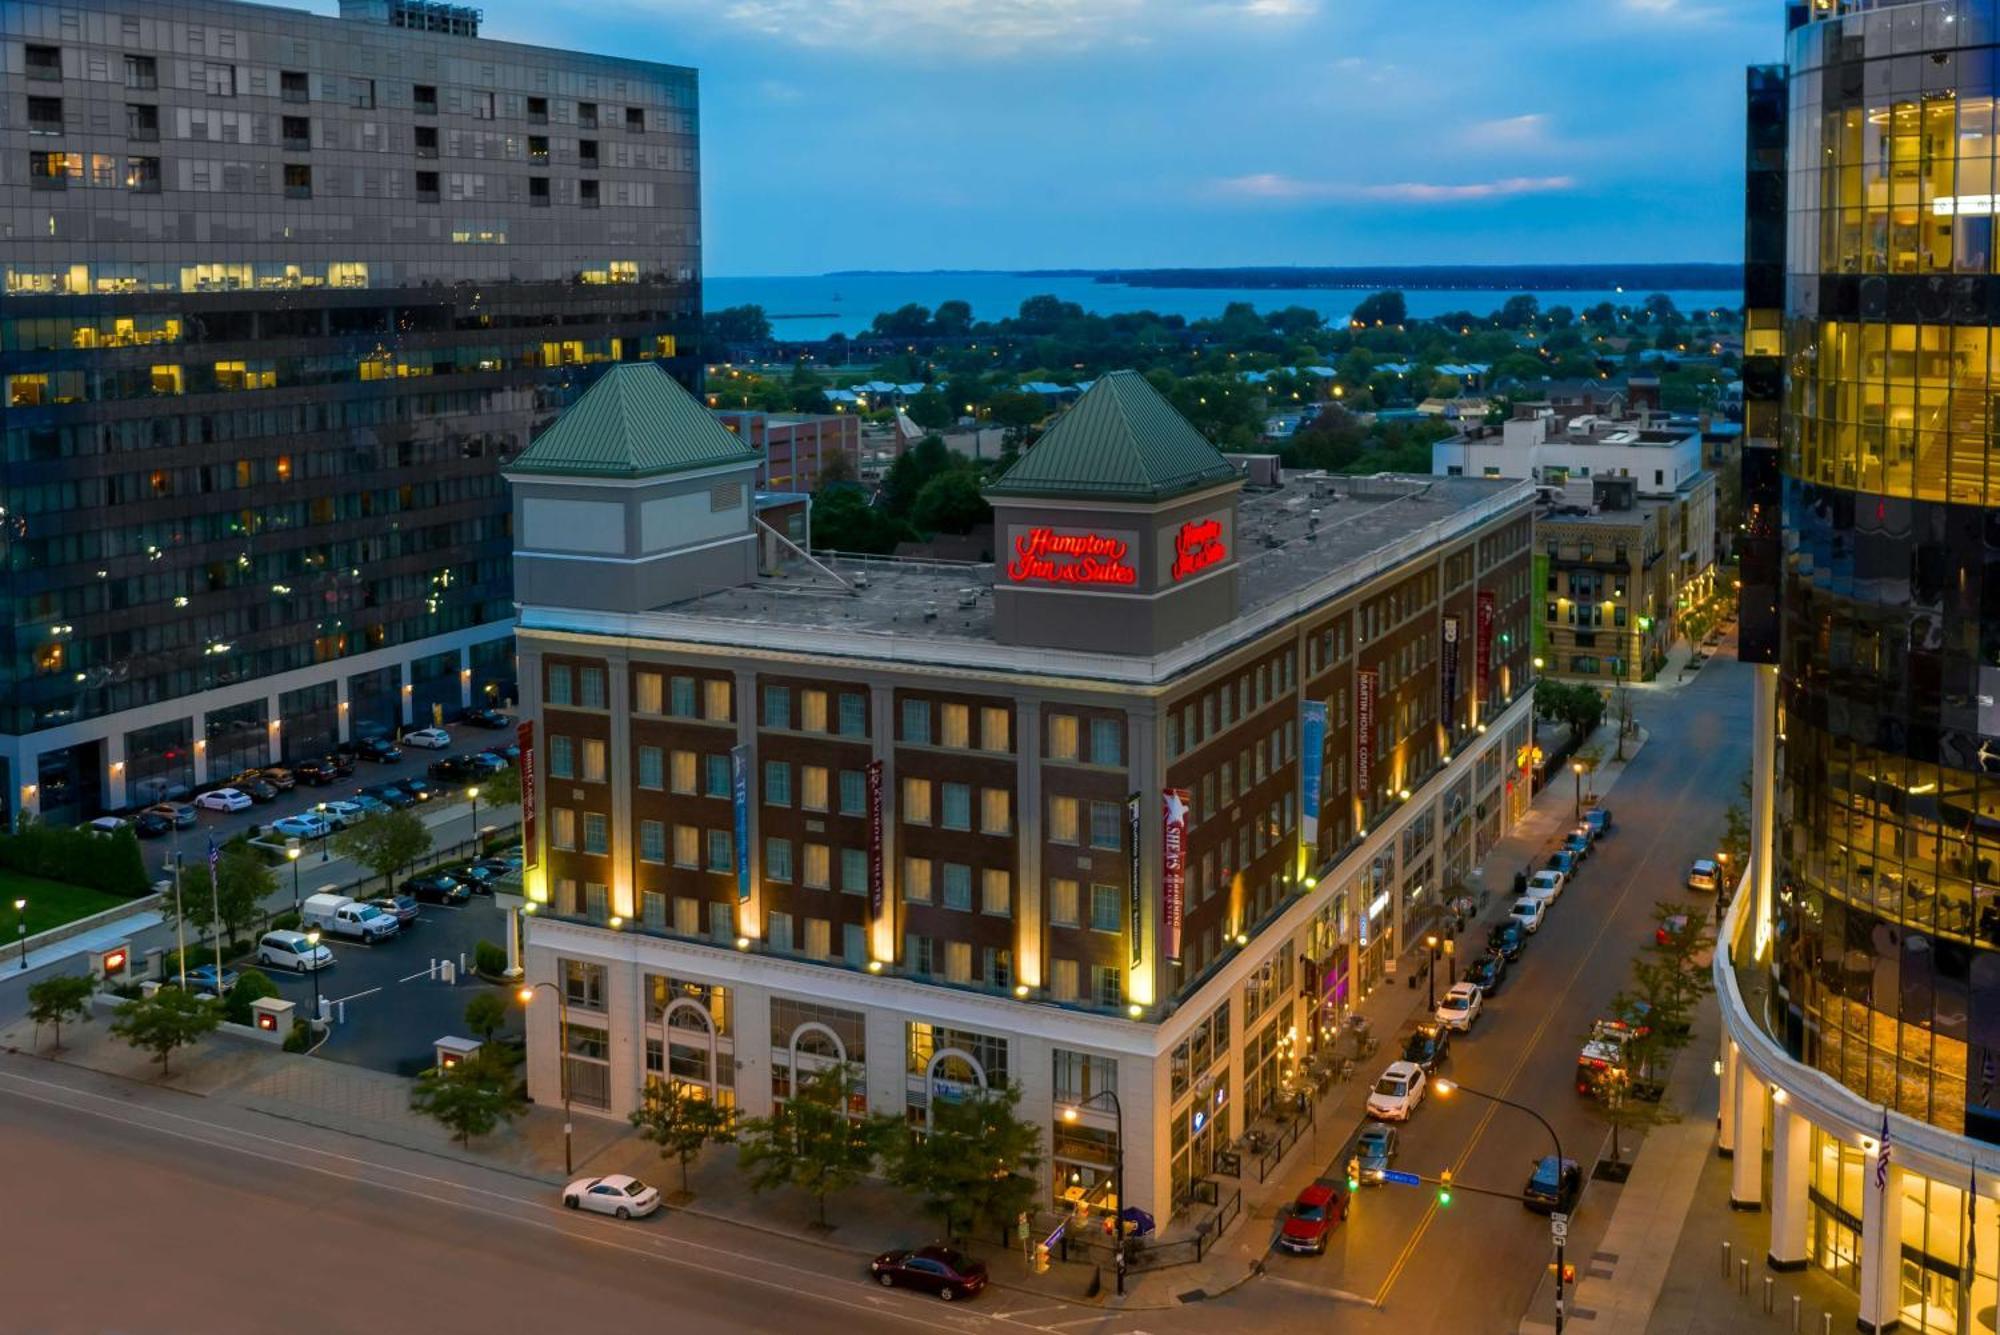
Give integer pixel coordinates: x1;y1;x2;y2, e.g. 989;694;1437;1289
957;587;977;608
923;602;938;621
852;572;870;589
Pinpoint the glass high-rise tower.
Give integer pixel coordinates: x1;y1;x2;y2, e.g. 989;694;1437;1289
0;0;700;822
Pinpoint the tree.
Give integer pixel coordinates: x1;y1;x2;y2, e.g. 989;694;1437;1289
1595;901;1715;1166
410;1048;522;1147
911;470;991;536
809;488;912;555
631;1080;737;1194
464;991;509;1043
1611;680;1636;761
1535;678;1605;739
333;808;433;893
1718;773;1753;887
1349;290;1407;328
735;1062;896;1229
871;303;932;339
111;986;221;1077
985;391;1047;445
26;973;94;1053
882;434;955;518
476;763;521;812
885;1084;1042;1246
1498;294;1542;329
222;967;279;1026
904;390;955;433
166;849;276;949
931;300;974;336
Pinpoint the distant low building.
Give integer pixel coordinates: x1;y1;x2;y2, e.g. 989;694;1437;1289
1431;405;1703;497
714;411;861;492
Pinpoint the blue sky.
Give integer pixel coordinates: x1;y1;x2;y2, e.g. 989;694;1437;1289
336;0;1775;275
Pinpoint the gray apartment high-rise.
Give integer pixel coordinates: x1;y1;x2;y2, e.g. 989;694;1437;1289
0;0;701;823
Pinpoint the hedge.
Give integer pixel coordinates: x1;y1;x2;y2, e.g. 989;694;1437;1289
0;822;150;897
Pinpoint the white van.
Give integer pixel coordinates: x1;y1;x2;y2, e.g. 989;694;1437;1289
257;929;333;972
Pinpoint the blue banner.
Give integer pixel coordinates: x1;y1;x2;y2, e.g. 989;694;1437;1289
731;743;751;904
1300;700;1327;850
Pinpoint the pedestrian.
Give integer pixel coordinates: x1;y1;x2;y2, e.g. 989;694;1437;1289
1513;869;1528;897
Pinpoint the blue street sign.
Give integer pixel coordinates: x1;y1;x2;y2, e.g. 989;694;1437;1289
1378;1169;1423;1187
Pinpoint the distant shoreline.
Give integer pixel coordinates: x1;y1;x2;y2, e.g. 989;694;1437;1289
799;263;1740;293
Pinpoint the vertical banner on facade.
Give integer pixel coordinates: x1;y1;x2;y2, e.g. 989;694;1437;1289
1356;669;1378;806
865;759;885;921
517;721;538;870
1441;614;1461;716
1127;793;1143;971
1475;589;1496;703
1299;700;1327;849
731;743;751;904
1162;789;1190;963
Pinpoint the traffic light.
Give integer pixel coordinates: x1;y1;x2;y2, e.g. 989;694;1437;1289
1437;1169;1454;1207
1346;1157;1361;1193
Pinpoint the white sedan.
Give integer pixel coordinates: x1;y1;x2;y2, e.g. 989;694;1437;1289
271;813;332;840
197;787;253;812
403;727;452;750
318;800;366;829
1687;859;1721;892
1525;869;1565;904
562;1174;661;1219
1509;896;1548;934
1435;981;1483;1032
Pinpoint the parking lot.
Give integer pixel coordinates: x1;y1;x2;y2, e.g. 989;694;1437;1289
255;894;522;1077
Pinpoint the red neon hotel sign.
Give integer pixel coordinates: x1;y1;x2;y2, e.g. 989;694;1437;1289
1008;527;1137;586
1171;518;1227;582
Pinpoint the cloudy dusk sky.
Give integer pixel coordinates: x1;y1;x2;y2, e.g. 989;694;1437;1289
314;0;1774;274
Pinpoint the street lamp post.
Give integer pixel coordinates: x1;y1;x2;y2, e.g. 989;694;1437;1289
1571;761;1584;822
317;801;331;862
1060;1089;1127;1296
14;896;26;969
1424;932;1440;1011
519;980;573;1175
1435;1079;1568;1333
306;928;323;1032
467;785;480;857
287;845;302;912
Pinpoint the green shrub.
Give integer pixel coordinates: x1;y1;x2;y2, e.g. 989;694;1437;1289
282;1017;312;1053
270;910;302;933
0;820;151;896
473;940;508;977
223;968;279;1026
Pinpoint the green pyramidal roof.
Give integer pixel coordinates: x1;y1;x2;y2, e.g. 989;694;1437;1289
509;363;759;481
985;370;1241;503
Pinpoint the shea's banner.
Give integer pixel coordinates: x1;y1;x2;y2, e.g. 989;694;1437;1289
866;760;885;920
1441;614;1462;713
731;743;751;903
1475;589;1496;703
1127;794;1143;970
1299;700;1327;848
1163;789;1191;963
518;721;538;870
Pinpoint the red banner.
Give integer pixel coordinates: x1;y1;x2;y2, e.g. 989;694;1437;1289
1163;789;1190;963
1475;589;1496;703
518;720;538;870
1356;669;1377;806
866;759;885;921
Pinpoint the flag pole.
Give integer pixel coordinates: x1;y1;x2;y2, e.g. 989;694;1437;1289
173;852;188;990
208;837;224;990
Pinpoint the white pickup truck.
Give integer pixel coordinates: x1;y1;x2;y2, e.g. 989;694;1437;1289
302;892;400;942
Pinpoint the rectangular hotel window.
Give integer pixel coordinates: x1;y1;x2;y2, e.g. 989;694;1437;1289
1050;877;1080;927
670;751;697;794
1049;797;1079;845
1050;959;1079;1002
1088;801;1122;851
800;690;828;733
637;746;663;790
984;947;1012;989
552;808;576;850
581;739;607;784
764;761;791;807
1092;966;1122;1009
582;813;608;855
674;896;700;936
641;892;666;930
981;707;1011;753
946;942;973;984
765;838;792;883
904;857;933;903
547;665;573;706
639;820;665;864
634;672;663;715
941;704;970;748
841;848;867;894
762;685;790;729
801;766;829;812
905;935;938;977
703;679;731;721
706;830;732;872
1048;714;1079;762
901;699;931;743
981;788;1011;835
982;869;1011;916
1090;884;1120;933
673;825;699;868
803;843;830;890
839;770;866;815
704;755;730;798
1090;719;1123;766
941;783;971;831
563;959;607;1008
805;918;831;960
767;912;794;952
902;778;932;825
669;675;696;716
839;692;867;737
579;667;606;709
549;735;574;780
844;924;866;965
942;863;972;910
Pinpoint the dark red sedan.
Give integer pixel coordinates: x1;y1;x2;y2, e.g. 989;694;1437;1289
869;1245;988;1301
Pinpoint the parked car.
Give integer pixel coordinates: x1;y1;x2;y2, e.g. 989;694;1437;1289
358;783;415;810
1562;829;1593;861
402;873;470;906
317;799;366;829
404;727;451;750
146;801;199;829
1354;1125;1398;1184
428;755;482;783
257;929;332;973
481;743;520;765
132;811;175;839
233;777;278;804
301;892;399;942
353;737;402;764
562;1174;662;1220
369;892;421;923
1367;1060;1427;1121
197;788;254;813
1435;982;1483;1032
466;854;521;879
178;963;239;996
1401;1023;1451;1075
348;794;390;816
1523;1156;1583;1214
271;813;332;841
869;1245;988;1300
1577;1019;1643;1095
295;758;340;786
450;862;500;893
86;816;129;835
461;707;512;729
1687;858;1721;892
1657;913;1691;946
1583;805;1613;836
1488;920;1527;961
260;767;298;792
1276;1183;1347;1254
1509;897;1548;934
1544;849;1580;879
1525;869;1565;904
1464;952;1505;994
399;776;435;803
467;751;508;776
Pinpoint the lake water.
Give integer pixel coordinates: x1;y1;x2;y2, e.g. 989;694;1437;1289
705;272;1742;342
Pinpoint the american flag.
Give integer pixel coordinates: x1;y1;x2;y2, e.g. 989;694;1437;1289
207;835;219;879
1875;1108;1891;1192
